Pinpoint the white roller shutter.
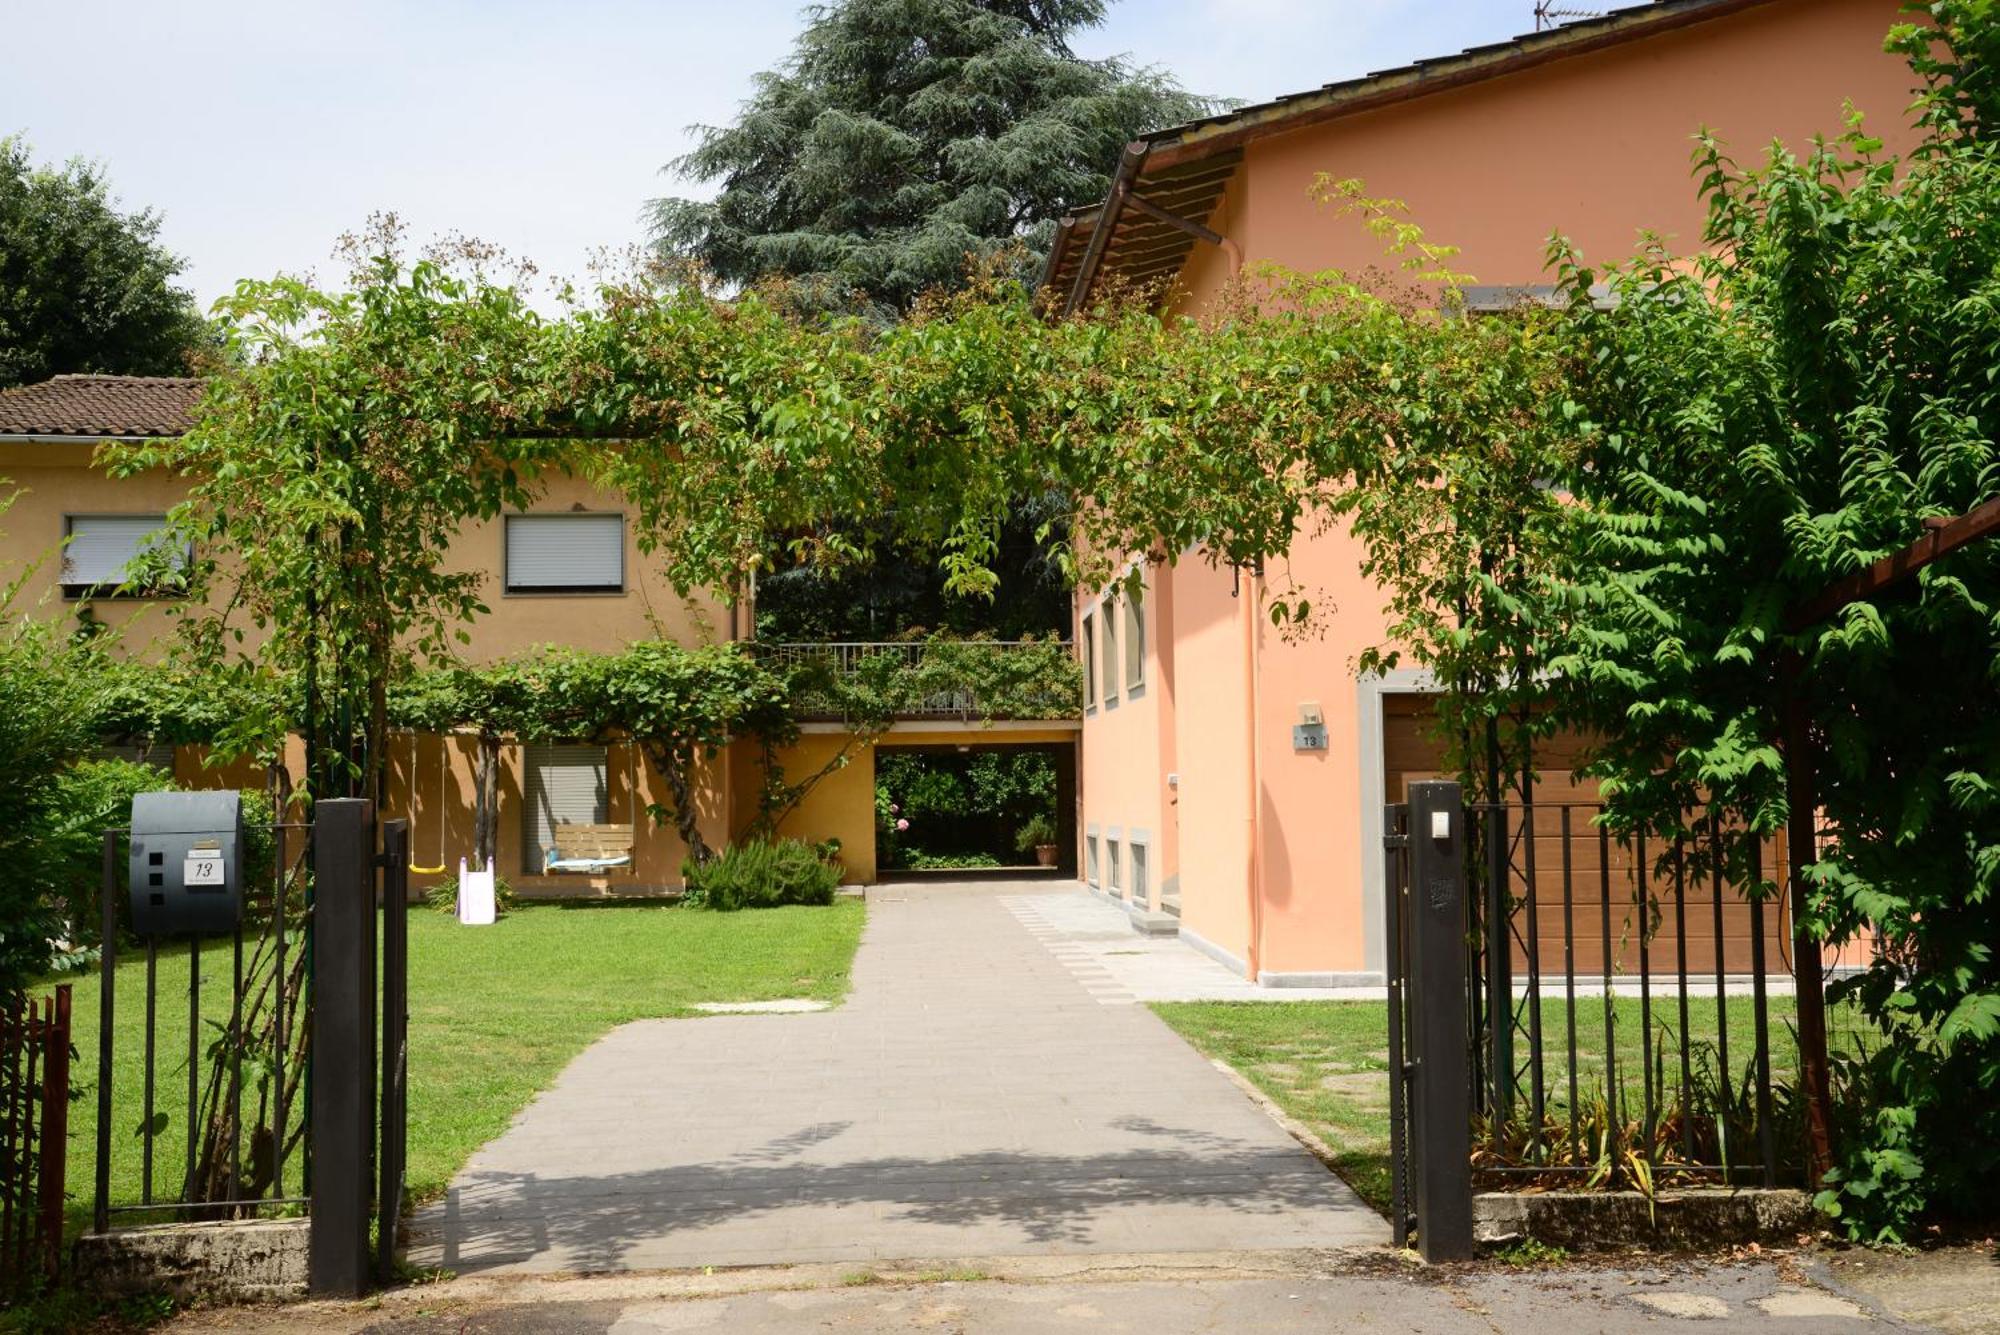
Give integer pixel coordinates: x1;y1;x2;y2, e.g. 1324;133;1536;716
63;515;171;589
505;515;624;592
523;744;608;871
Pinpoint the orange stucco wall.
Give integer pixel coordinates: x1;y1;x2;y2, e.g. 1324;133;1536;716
1080;0;1922;980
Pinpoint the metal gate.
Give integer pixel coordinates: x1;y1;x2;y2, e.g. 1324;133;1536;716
93;798;409;1294
1387;780;1803;1261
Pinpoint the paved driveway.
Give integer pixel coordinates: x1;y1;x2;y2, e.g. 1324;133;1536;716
409;879;1385;1274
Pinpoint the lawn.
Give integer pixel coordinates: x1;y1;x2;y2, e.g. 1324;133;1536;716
58;898;866;1235
1152;993;1858;1216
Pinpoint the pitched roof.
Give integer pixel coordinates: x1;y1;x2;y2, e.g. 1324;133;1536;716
1041;0;1783;310
0;374;202;438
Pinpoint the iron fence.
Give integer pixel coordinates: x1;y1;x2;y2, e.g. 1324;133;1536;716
1464;800;1795;1188
1;985;71;1298
93;819;313;1232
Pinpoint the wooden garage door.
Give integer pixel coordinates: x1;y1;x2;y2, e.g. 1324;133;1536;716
1385;694;1791;978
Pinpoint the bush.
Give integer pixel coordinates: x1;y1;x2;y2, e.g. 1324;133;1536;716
681;839;840;910
907;851;1002;870
1013;813;1057;854
39;758;178;964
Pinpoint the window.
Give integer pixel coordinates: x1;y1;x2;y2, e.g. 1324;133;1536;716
523;744;607;873
1081;611;1097;710
1124;585;1146;695
1132;840;1150;907
1085;831;1100;886
1107;838;1123;897
1099;596;1120;707
505;514;624;593
62;514;180;597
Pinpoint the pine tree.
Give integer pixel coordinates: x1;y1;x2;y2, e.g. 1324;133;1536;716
650;0;1214;316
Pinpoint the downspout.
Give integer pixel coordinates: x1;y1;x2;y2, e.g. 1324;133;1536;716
1065;141;1151;316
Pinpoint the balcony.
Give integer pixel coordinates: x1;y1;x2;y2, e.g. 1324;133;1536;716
759;639;1082;724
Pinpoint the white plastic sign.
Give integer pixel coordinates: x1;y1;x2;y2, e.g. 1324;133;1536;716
184;851;225;887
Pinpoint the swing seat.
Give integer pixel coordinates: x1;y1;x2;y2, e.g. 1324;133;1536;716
545;822;636;874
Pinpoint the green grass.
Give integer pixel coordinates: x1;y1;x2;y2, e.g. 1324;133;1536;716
57;899;865;1236
1152;993;1866;1215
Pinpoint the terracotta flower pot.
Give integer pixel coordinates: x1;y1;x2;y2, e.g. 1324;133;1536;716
1034;844;1058;867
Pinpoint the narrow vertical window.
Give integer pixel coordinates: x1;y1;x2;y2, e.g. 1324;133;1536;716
1100;595;1120;706
1082;610;1097;709
1124;584;1146;694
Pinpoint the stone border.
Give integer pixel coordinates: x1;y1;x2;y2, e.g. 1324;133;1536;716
1474;1188;1815;1253
74;1218;309;1300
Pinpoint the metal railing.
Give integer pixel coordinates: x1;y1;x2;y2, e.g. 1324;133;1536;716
1;985;71;1297
759;640;1078;722
1465;800;1795;1189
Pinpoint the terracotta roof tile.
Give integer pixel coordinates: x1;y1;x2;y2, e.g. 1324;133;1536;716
0;374;202;438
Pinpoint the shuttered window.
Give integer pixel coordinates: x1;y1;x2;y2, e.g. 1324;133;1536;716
1124;586;1146;693
1081;612;1097;709
523;744;608;873
62;515;177;595
505;514;624;593
1086;830;1100;886
1099;596;1120;706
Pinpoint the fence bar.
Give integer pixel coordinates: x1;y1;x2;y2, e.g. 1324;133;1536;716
1709;812;1733;1182
185;934;200;1199
1407;782;1473;1263
142;939;156;1205
230;920;244;1198
1598;822;1619;1145
1748;839;1777;1188
1636;831;1655;1163
1674;834;1695;1162
274;825;289;1201
1560;807;1579;1161
1485;805;1513;1132
38;986;71;1282
1383;806;1411;1249
377;820;410;1282
1521;800;1545;1162
95;831;118;1236
2;1004;18;1272
310;799;376;1297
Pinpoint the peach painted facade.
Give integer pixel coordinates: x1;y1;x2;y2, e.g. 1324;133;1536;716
1071;0;1920;981
1;431;1066;893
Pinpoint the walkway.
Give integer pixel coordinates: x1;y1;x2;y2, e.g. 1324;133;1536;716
409;879;1385;1274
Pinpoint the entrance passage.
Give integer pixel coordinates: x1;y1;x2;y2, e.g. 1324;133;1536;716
411;879;1381;1273
875;743;1075;876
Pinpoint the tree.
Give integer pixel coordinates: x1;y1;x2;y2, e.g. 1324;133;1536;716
109;230;562;804
0;136;210;389
1549;3;2000;1238
649;0;1215;317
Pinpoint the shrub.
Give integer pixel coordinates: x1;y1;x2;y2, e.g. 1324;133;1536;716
907;851;1001;870
1013;813;1057;854
39;758;178;964
681;839;839;910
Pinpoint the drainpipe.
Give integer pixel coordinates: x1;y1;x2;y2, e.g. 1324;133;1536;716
1241;560;1265;982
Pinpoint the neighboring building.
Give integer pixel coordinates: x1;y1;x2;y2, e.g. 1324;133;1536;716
1045;0;1917;983
0;374;1078;892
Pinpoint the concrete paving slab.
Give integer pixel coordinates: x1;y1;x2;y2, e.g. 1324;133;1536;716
409;879;1385;1274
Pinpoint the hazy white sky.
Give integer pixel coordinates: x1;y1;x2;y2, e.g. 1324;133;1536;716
6;1;1540;309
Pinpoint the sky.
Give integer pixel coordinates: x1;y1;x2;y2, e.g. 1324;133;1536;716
5;0;1541;311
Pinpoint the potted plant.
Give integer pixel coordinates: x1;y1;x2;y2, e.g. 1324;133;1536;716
1015;813;1060;868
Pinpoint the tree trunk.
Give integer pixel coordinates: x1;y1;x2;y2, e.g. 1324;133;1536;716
472;732;499;869
648;741;714;865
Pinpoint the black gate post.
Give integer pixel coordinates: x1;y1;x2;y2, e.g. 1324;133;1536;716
1408;780;1474;1262
310;798;376;1297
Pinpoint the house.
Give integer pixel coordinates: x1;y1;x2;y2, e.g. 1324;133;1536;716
1045;0;1918;984
0;374;1079;891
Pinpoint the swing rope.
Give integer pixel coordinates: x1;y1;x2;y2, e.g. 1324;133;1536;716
408;729;448;875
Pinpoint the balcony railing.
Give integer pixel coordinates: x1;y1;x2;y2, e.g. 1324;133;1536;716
759;640;1082;723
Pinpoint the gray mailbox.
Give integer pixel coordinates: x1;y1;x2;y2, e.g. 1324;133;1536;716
129;791;246;937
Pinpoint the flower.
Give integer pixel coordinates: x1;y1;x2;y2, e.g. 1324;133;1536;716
896;818;910;831
890;803;901;815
